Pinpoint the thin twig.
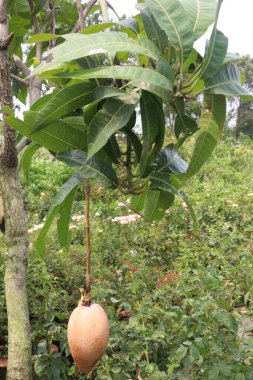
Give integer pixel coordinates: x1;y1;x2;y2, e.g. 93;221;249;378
10;73;29;86
72;0;97;32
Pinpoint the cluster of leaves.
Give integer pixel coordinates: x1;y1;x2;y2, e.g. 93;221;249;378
6;0;252;257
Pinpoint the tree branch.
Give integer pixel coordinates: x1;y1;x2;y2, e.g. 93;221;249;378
13;54;31;76
10;73;29;86
72;0;97;32
48;0;55;49
76;0;85;30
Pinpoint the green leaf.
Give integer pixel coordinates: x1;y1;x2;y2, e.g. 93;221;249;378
57;189;77;250
79;22;116;35
88;96;139;159
56;151;118;188
137;3;168;51
205;64;253;99
27;33;59;43
145;0;193;60
150;172;198;232
35;173;84;258
198;1;228;79
144;189;175;221
178;0;217;40
156;145;188;174
140;92;160;176
5;117;88;153
31;32;162;77
31;0;48;16
174;113;198;140
202;30;228;79
29;82;96;132
19;142;40;181
55;66;173;93
131;192;146;212
184;94;226;180
104;135;122;164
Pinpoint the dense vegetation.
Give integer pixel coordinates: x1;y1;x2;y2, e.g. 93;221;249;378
1;136;252;380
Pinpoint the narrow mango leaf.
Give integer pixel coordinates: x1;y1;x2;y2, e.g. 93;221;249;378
61;116;87;131
29;82;96;132
146;0;193;61
144;189;175;221
19;142;41;181
104;135;122;164
137;3;168;51
202;31;228;79
174;113;198;139
56;66;173;92
5;116;88;152
27;33;59;43
150;172;197;232
88;96;139;159
129;81;173;102
35;173;84;257
178;0;217;40
156;145;188;174
140;92;159;176
56;151;118;188
31;32;162;77
57;189;77;250
184;94;226;180
79;22;116;34
131;192;147;212
31;0;48;16
198;0;228;79
123;129;142;162
205;64;253;99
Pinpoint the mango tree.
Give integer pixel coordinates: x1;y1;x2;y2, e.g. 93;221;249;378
2;0;252;378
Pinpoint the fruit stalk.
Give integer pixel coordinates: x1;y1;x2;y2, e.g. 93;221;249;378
85;181;91;295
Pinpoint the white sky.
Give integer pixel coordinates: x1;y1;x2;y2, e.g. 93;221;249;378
108;0;253;57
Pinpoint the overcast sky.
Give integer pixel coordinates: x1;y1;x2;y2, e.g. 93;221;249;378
108;0;253;57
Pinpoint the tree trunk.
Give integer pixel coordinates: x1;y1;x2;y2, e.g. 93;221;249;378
0;1;32;379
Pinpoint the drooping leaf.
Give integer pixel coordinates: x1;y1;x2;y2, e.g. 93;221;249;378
145;0;193;60
197;1;228;79
56;151;118;188
137;3;168;51
155;145;188;174
57;189;77;250
104;135;122;164
178;0;217;40
30;32;162;77
35;173;84;257
174;113;198;139
202;30;228;79
19;142;41;181
55;66;173;93
140;92;165;176
28;82;96;132
131;192;147;212
144;189;175;221
5;117;88;152
184;94;226;180
87;96;139;159
150;172;198;232
205;64;253;99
